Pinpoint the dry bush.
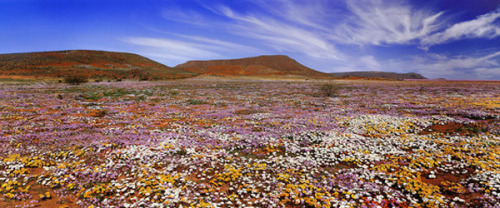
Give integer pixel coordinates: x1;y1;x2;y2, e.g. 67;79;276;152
320;82;342;97
64;76;88;85
91;109;108;117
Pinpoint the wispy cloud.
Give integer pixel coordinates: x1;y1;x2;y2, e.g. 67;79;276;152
161;8;209;26
124;37;221;59
420;9;500;48
168;34;263;53
214;5;342;60
328;51;500;79
123;33;267;65
124;37;253;66
327;55;384;73
359;56;382;70
418;51;500;74
250;0;335;32
333;0;445;45
156;1;344;60
388;51;500;79
142;25;265;54
474;67;500;80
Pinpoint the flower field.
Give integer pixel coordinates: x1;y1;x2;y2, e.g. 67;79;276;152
0;79;499;208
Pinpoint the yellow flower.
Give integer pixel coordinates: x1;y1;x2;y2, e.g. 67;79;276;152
83;190;92;198
5;193;15;199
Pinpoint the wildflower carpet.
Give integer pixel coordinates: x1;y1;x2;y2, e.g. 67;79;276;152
0;79;498;207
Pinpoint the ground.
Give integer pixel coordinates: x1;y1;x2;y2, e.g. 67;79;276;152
0;78;499;207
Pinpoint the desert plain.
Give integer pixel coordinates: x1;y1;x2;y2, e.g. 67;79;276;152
0;78;498;208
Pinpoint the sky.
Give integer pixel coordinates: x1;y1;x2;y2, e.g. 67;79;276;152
1;0;500;80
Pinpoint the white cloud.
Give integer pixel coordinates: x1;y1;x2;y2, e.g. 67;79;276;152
124;37;222;59
333;0;445;45
214;5;343;60
474;67;500;80
161;8;209;26
426;52;448;60
123;35;268;65
421;9;500;48
156;1;344;61
388;51;500;79
250;0;335;31
338;1;500;50
143;27;265;54
169;34;264;54
324;55;386;73
326;51;500;79
359;56;381;70
420;51;500;72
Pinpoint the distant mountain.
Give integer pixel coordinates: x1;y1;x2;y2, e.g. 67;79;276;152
0;50;197;80
175;55;331;78
330;71;427;80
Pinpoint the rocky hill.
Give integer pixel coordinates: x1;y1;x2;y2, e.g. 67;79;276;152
330;71;426;80
0;50;197;80
176;55;330;78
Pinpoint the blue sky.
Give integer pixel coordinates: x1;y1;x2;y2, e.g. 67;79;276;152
1;0;500;79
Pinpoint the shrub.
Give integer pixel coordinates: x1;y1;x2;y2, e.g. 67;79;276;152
91;109;108;117
187;99;205;105
320;82;341;97
139;76;150;81
64;76;88;85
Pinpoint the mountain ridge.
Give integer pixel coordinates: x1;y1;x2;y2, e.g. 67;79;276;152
330;71;426;80
0;50;196;80
0;50;429;81
175;55;331;78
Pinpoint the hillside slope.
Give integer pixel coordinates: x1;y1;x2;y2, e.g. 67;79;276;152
330;71;426;80
176;55;331;78
0;50;197;80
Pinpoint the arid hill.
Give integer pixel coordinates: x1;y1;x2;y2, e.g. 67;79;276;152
175;55;331;78
330;71;427;80
0;50;197;80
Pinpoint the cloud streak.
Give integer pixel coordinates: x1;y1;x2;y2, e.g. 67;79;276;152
123;35;266;65
333;0;445;45
420;9;500;48
328;51;500;79
124;37;221;59
419;51;500;74
336;1;500;50
214;5;342;60
250;0;335;32
386;52;500;79
161;8;210;27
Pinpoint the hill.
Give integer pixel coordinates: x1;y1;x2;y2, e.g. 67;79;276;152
330;71;426;80
0;50;197;80
175;55;331;78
